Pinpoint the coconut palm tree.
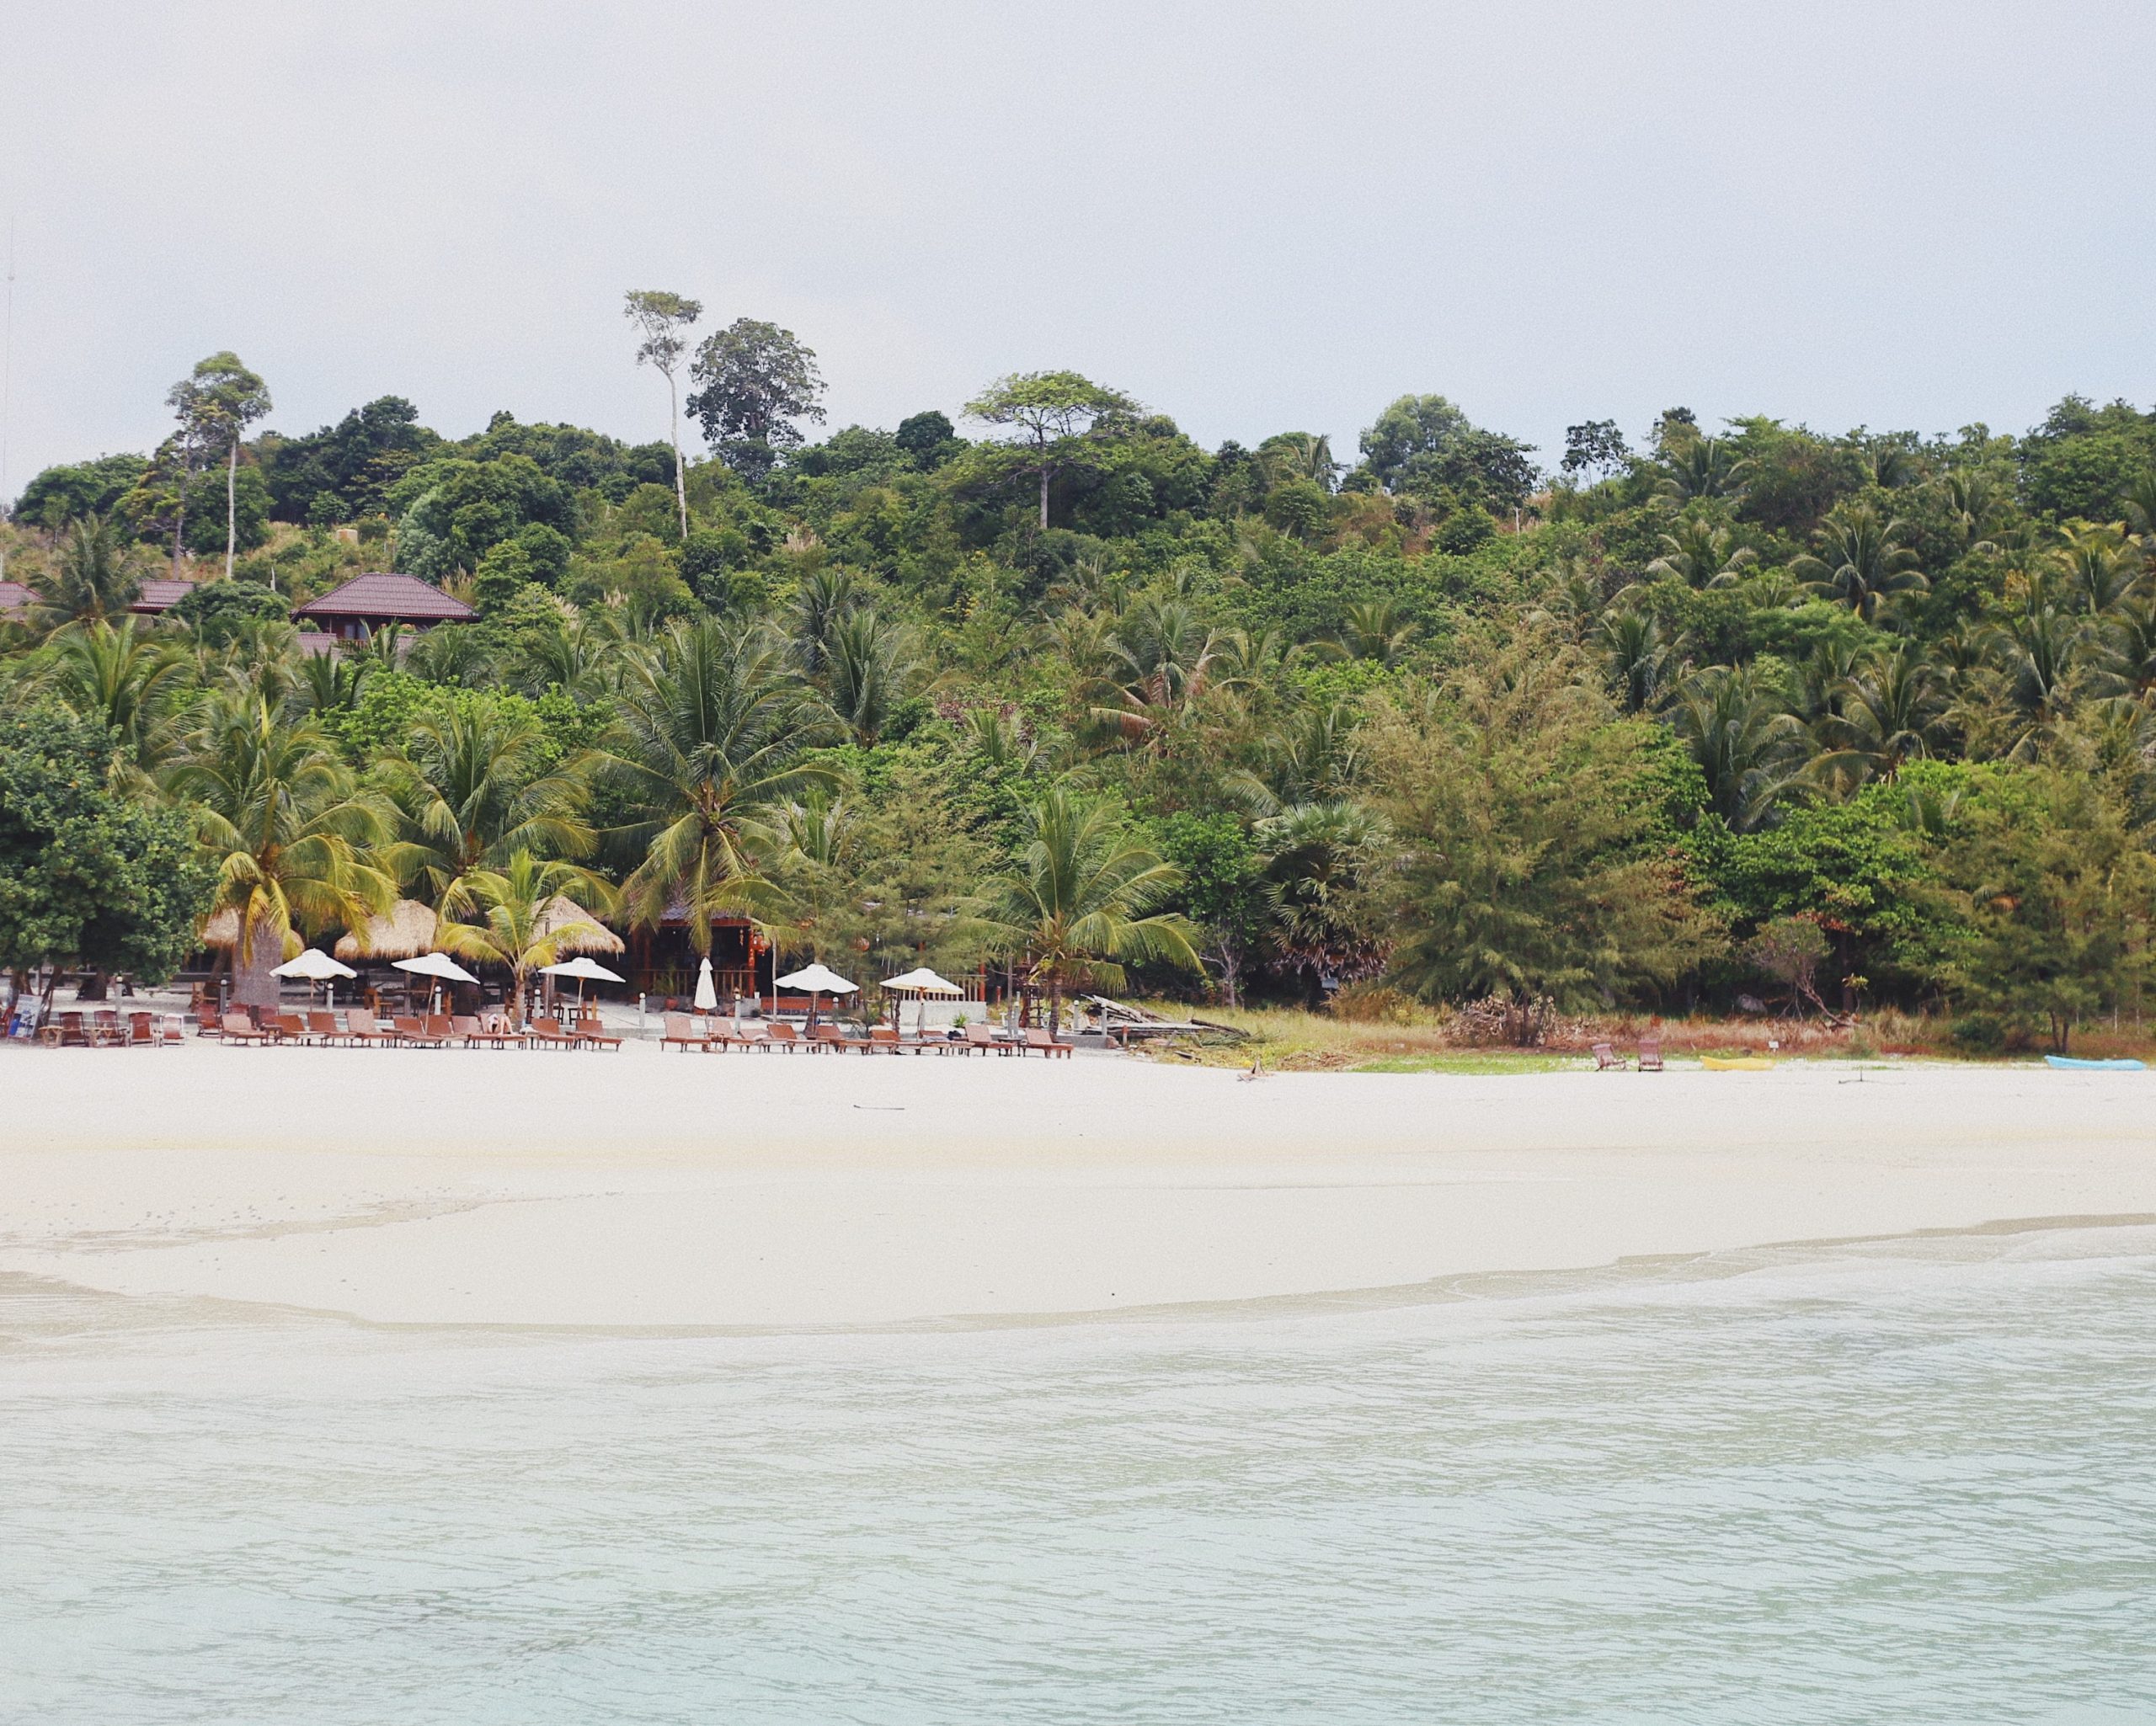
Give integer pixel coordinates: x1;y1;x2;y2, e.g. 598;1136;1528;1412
164;694;396;1010
790;567;859;678
604;616;839;951
965;788;1198;1035
1989;604;2088;758
1645;519;1756;589
1812;647;1948;785
1228;701;1365;815
39;618;192;778
29;514;142;628
2052;520;2142;615
821;607;921;745
1597;609;1684;714
382;705;596;907
1666;665;1806;829
1255;798;1391;997
1795;503;1928;622
1326;598;1419;667
432;850;616;1025
1655;437;1753;503
1093;594;1224;743
294;644;374;717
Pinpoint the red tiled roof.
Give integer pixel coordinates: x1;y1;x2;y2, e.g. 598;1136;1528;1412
292;572;474;623
0;580;30;616
130;578;199;614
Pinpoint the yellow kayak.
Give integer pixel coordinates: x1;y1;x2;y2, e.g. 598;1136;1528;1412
1700;1055;1776;1071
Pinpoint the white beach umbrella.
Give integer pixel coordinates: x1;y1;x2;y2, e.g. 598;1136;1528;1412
883;967;962;1036
392;951;479;1012
692;956;718;1013
272;946;358;1005
773;962;857;1031
542;955;626;1014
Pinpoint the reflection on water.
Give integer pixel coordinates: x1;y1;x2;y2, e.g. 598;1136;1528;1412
4;1227;2154;1725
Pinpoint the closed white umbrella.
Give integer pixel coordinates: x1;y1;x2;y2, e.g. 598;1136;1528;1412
773;962;857;1032
541;955;626;1015
692;956;718;1013
392;951;479;1013
883;967;962;1038
272;946;358;1005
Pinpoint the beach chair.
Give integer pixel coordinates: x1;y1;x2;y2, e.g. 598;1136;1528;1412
763;1021;803;1052
270;1011;313;1044
661;1012;712;1052
1022;1027;1073;1059
960;1023;1008;1057
525;1015;579;1049
194;1002;221;1037
1592;1041;1626;1071
1637;1038;1664;1073
307;1009;348;1046
424;1013;462;1047
91;1009;124;1047
221;1010;269;1045
867;1025;906;1055
728;1020;775;1052
451;1014;504;1049
346;1009;399;1048
578;1018;623;1052
393;1015;447;1047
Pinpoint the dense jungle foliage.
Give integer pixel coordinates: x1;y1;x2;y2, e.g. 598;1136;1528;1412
8;313;2156;1049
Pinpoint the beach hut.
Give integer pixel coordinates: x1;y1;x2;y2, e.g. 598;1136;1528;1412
334;900;439;962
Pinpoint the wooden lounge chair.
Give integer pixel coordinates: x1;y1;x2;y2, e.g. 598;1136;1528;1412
451;1013;505;1049
307;1009;349;1046
194;1002;221;1037
579;1018;623;1052
270;1011;312;1043
525;1015;579;1048
1022;1027;1073;1059
960;1023;1009;1057
345;1009;398;1047
763;1021;803;1052
809;1022;856;1052
661;1012;712;1052
727;1020;775;1052
91;1009;124;1047
1592;1041;1626;1071
1637;1038;1664;1073
867;1025;907;1054
424;1013;462;1047
393;1015;447;1047
221;1010;269;1045
126;1011;157;1047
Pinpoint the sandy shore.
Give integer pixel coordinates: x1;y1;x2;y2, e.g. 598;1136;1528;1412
3;1040;2153;1328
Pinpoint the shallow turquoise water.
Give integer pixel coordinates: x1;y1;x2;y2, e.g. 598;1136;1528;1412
3;1225;2153;1723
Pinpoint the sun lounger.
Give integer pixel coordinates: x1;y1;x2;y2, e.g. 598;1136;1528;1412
578;1019;622;1051
525;1015;580;1048
345;1009;398;1047
393;1015;447;1047
1592;1041;1626;1071
221;1010;269;1045
661;1012;713;1052
763;1022;803;1052
1022;1027;1073;1059
1637;1038;1664;1073
303;1009;346;1046
960;1023;1009;1056
91;1009;124;1047
451;1013;508;1049
194;1002;221;1037
126;1011;157;1047
867;1025;907;1054
725;1020;775;1052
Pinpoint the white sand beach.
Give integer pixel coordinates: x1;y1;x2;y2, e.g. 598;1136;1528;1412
4;1043;2153;1328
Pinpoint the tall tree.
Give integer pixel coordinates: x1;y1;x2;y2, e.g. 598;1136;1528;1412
622;289;702;538
967;788;1198;1036
965;370;1139;530
170;352;272;583
28;514;141;628
432;850;614;1027
685;318;825;482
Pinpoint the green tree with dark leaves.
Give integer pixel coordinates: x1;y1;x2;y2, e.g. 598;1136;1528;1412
965;371;1139;530
686;318;826;482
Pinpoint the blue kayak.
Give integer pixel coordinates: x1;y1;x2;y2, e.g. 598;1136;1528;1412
2045;1055;2148;1071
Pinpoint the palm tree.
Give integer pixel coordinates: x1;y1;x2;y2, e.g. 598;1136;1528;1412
1258;433;1339;489
39;618;192;778
1256;799;1391;996
1094;594;1223;743
1989;605;2087;758
1326;598;1419;667
29;515;142;628
790;567;858;678
1645;519;1756;589
604;616;840;951
1796;503;1928;622
1655;437;1753;503
432;850;615;1026
1666;665;1806;829
1936;469;2004;554
295;644;374;717
1812;647;1947;784
164;694;396;1010
2052;521;2142;615
1597;609;1684;714
382;705;596;907
1227;701;1364;815
821;607;921;744
2095;597;2156;702
966;788;1198;1035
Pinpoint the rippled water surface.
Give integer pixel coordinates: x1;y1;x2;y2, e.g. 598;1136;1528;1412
4;1226;2154;1724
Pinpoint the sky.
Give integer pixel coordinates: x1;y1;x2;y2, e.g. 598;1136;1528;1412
3;0;2153;499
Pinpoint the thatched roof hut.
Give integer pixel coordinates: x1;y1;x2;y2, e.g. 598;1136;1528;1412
333;900;439;961
536;896;624;955
197;908;302;962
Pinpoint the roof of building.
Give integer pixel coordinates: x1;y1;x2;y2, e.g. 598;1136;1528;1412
130;578;199;614
291;572;474;623
0;581;30;616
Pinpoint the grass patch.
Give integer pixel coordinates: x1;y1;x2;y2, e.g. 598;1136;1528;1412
1349;1053;1582;1075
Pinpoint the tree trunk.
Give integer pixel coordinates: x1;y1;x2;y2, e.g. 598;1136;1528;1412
173;485;185;577
670;372;689;541
1048;978;1062;1039
232;910;284;1012
226;440;239;582
1038;464;1051;530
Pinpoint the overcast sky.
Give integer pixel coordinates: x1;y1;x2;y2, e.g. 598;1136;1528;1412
4;0;2153;496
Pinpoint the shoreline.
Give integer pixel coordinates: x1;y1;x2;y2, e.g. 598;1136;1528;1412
6;1044;2156;1329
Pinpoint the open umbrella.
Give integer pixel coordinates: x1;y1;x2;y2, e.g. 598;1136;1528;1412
883;967;962;1037
693;956;718;1013
272;946;358;1006
541;955;625;1016
773;962;857;1032
392;951;479;1013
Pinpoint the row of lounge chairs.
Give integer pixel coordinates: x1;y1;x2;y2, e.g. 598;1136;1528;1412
660;1015;1072;1057
219;1009;622;1050
32;1008;184;1048
1592;1040;1664;1071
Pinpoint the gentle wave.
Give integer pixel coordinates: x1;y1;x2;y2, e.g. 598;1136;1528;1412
5;1224;2154;1724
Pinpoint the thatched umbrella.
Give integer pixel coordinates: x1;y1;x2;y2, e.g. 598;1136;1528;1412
199;908;301;962
334;900;439;962
535;896;623;955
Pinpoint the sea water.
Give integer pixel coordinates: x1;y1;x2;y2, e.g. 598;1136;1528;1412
3;1225;2153;1725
